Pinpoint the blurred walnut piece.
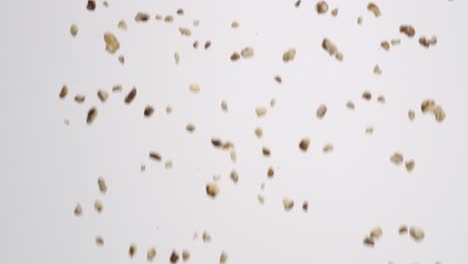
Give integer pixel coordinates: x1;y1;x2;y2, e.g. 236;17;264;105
103;32;120;54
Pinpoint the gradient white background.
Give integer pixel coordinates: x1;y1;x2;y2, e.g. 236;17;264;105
2;0;468;263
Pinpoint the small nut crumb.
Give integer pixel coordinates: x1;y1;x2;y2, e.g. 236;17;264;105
155;15;162;20
283;197;294;211
135;12;150;22
118;20;127;30
202;231;212;242
193;20;200;26
186;123;195;133
295;0;301;8
189;83;200;94
59;85;68;99
381;41;390;51
434;106;445;122
282;48;296;63
257;194;265;204
206;182;219;198
419;36;437;48
182;250;190;261
112;84;122;93
230;151;237;163
399;225;408;235
377;95;385;103
299;138;310;152
409;226;425;241
174;52;180;64
363;237;375;247
221;100;228;112
346;101;355;110
220;251;228;263
390;152;404;165
255;127;263;138
370;227;383;240
408;110;415;121
147;247;157;262
405;160;415;172
335;52;344;61
302;201;308;212
231;21;239;28
164;160;173;169
103;32;120;54
362;91;372;101
365;126;374;134
322;38;337;56
98;177;107;194
421;99;436;113
267;167;274;178
124;87;137;104
400;25;416;38
204;41;212;49
149;152;161;161
391;38;401;46
70;24;79;37
170;251;179;263
118;55;125;64
357;16;363;25
96;236;104;246
316;104;327;119
74;203;82;216
230;52;240;61
97;90;109;102
316;1;329;14
179;27;192;37
274;75;282;84
262;147;271;157
323;144;334;153
176;8;184;15
94;199;103;213
87;107;97;124
373;64;382;75
164;15;174;23
166;105;172;114
75;94;86;102
230;170;239;183
129;244;137;257
87;0;96;11
367;2;381;17
241;47;254;58
331;8;338;16
270;98;276;108
144;106;154;117
256;107;267;118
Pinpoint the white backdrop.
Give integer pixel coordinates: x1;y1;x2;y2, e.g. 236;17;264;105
1;0;468;263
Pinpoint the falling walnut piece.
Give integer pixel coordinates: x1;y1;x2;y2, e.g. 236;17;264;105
316;105;327;119
409;226;425;241
164;160;173;169
98;177;107;194
405;160;415;172
262;147;271;157
377;95;385;104
177;8;184;15
367;2;381;17
174;52;180;64
147;247;156;262
221;100;228;112
399;225;408;235
230;52;240;61
103;32;120;54
365;126;374;135
94;199;103;213
400;25;416;38
202;231;212;242
129;244;137;258
257;194;265;204
346;101;355;110
390;152;404;165
370;227;383;240
206;182;220;198
118;20;127;30
421;99;445;122
182;250;190;261
87;107;97;125
322;38;337;56
363;237;375;247
135;12;150;22
241;47;254;58
408;110;415;121
186;123;195;133
97;90;109;102
87;0;96;11
149;152;161;161
274;75;282;84
74;203;83;216
323;144;334;153
230;170;239;183
357;16;363;25
189;83;200;94
179;27;192;37
256;107;267;118
59;85;68;99
144;106;154;117
302;201;309;212
267;167;274;178
74;94;85;103
96;236;104;246
220;251;228;264
118;55;125;64
231;21;239;28
295;0;301;7
204;41;212;49
164;15;174;23
373;64;382;75
170;251;179;263
70;24;79;37
255;127;263;138
283;197;294;211
331;8;338;17
299;138;310;152
282;48;296;63
316;1;329;14
362;91;372;101
391;38;401;46
381;41;390;51
124;87;137;104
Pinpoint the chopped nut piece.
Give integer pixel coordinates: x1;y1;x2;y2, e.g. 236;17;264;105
170;251;179;263
193;20;200;26
295;0;301;7
87;107;97;124
405;160;415;172
231;21;239;28
182;250;190;261
357;16;363;25
335;52;344;61
155;14;162;20
373;64;382;75
135;12;150;22
87;0;96;11
75;94;85;103
230;52;240;61
302;201;308;212
391;38;401;46
103;32;120;54
421;99;436;113
409;226;425;241
255;127;263;138
164;15;174;23
149;152;161;161
96;236;104;246
220;251;228;263
166;105;172;114
282;48;296;63
179;27;192;37
204;41;212;49
316;104;327;119
365;127;374;134
381;41;390;51
170;53;178;67
74;203;82;216
112;85;122;93
419;36;430;48
370;227;383;240
186;123;195;133
400;25;416;37
367;2;381;17
346;101;355;110
390;152;404;165
399;225;408;234
270;98;276;107
408;110;415;121
316;1;329;14
322;38;337;56
362;91;372;101
97;90;109;102
206;182;219;198
98;177;107;194
70;24;79;37
118;20;127;30
299;138;310;152
434;106;445;122
256;107;267;117
221;100;228;112
59;85;68;99
428;35;438;45
377;95;385;103
257;194;265;204
189;83;200;93
129;244;137;257
331;8;338;16
267;167;274;178
94;199;103;213
363;237;375;247
262;147;271;157
211;138;222;147
124;87;137;104
147;247;157;262
241;47;254;58
202;231;212;242
323;144;334;153
283;197;294;210
230;170;239;183
177;8;184;15
118;55;125;64
165;160;173;169
274;75;282;84
144;106;154;117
